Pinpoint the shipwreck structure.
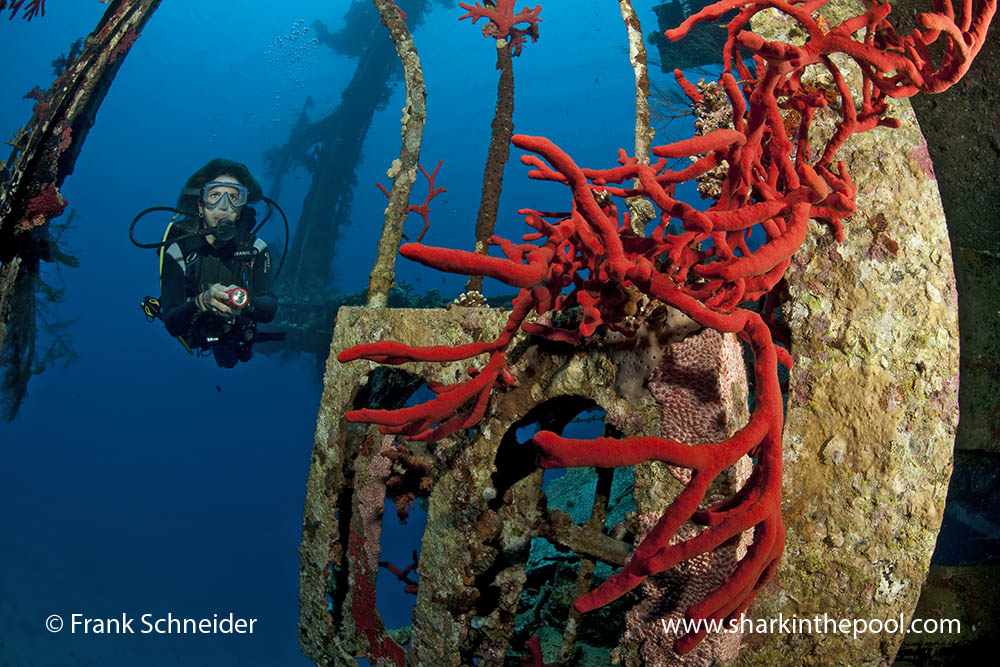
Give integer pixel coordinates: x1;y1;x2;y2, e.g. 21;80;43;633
298;0;985;664
260;0;454;362
0;0;161;417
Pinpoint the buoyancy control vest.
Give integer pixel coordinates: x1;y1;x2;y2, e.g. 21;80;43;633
163;207;263;295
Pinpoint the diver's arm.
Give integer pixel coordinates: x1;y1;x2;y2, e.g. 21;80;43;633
160;250;201;337
247;243;277;323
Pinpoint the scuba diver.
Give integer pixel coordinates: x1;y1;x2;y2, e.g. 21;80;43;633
131;158;287;368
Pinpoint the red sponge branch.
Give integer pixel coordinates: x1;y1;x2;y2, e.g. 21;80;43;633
4;0;44;21
377;160;446;243
339;0;993;654
458;0;542;56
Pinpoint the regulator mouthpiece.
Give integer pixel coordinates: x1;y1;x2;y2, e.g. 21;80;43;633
213;218;236;243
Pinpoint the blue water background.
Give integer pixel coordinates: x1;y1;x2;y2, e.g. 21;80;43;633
0;1;693;664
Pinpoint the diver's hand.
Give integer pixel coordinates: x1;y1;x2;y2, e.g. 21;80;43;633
198;283;238;318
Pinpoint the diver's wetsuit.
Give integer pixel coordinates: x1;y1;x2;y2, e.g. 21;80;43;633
159;210;277;368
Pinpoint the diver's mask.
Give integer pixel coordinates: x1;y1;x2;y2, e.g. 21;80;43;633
186;181;249;210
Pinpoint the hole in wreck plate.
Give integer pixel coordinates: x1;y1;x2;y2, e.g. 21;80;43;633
376;497;427;636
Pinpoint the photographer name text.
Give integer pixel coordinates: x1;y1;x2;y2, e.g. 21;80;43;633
46;612;257;634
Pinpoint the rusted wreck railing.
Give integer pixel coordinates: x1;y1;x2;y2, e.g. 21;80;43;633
0;0;162;353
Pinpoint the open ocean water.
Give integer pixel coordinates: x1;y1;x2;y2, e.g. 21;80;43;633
0;1;695;664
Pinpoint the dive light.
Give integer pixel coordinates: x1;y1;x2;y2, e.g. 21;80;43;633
225;287;249;309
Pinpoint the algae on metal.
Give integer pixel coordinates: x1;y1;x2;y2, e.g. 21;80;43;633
740;3;961;665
